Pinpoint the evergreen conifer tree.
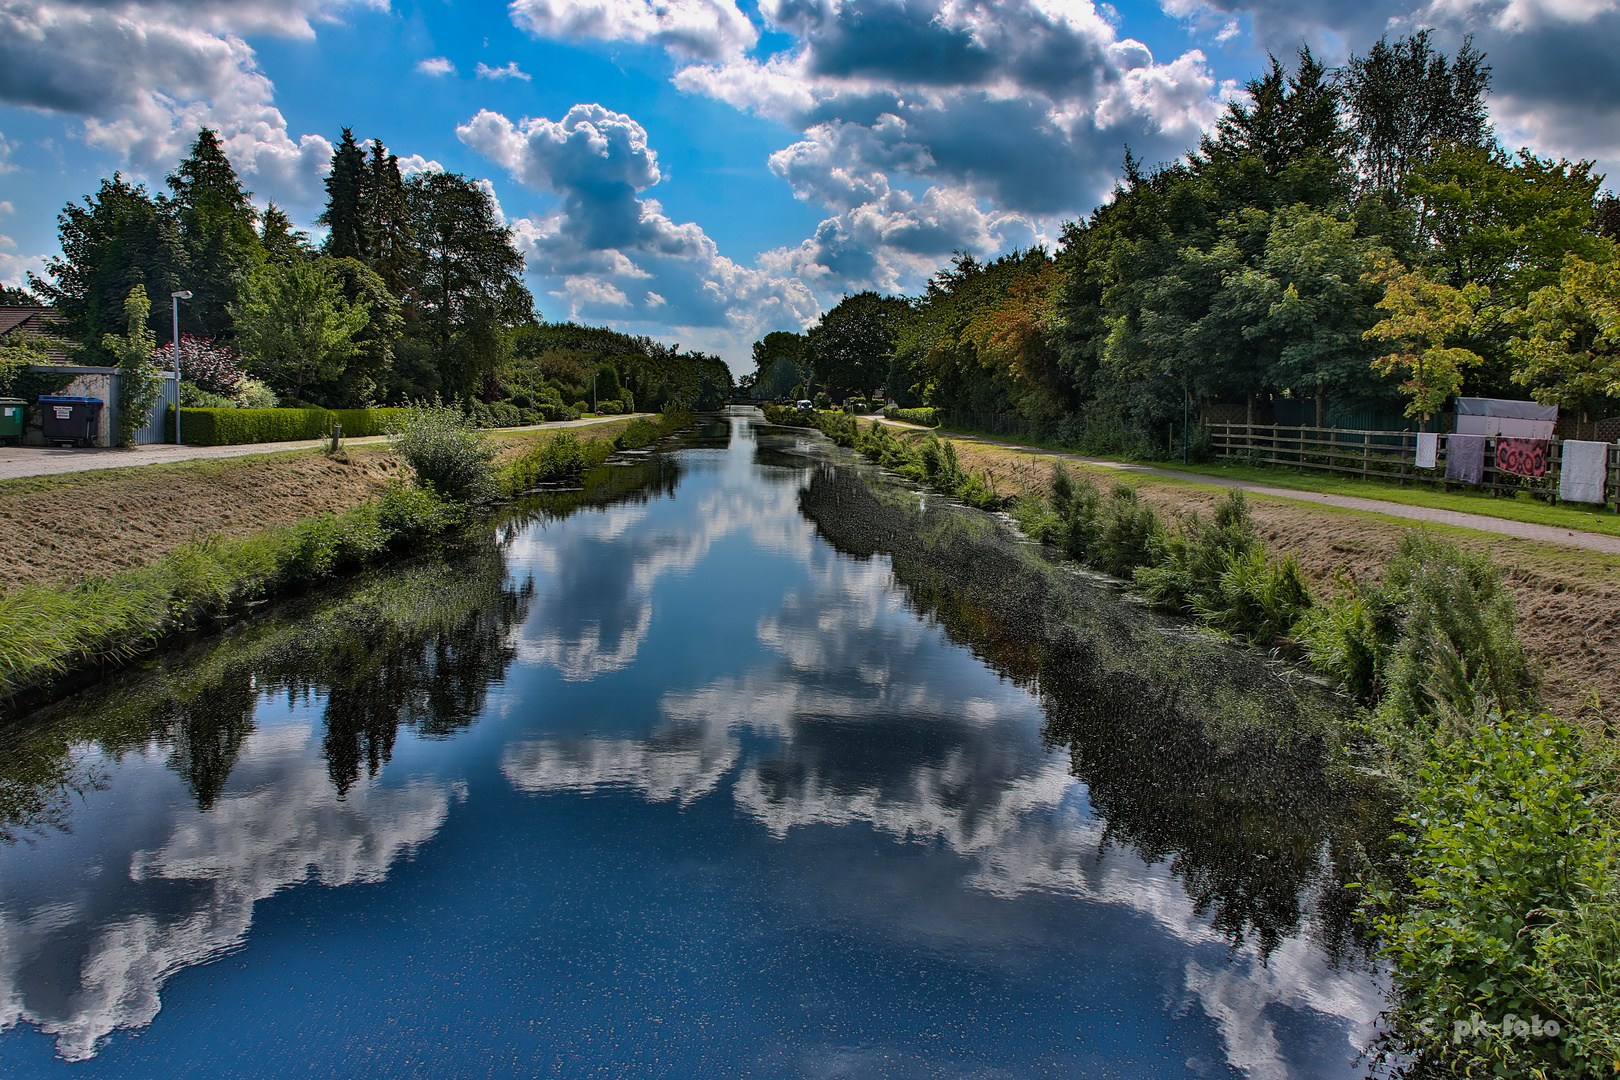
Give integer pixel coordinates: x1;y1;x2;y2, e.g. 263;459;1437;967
167;128;262;340
364;140;417;299
319;128;368;260
259;203;312;266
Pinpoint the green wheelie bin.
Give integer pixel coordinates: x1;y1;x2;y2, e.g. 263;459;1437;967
0;398;24;445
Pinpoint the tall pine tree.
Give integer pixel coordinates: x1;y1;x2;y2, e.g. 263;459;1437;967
319;128;368;260
168;128;262;340
363;140;417;299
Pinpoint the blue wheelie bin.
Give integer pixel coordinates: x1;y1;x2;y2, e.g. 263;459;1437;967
39;395;104;447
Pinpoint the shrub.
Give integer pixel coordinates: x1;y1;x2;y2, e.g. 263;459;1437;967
283;510;387;580
1297;577;1389;703
883;406;939;426
1194;548;1313;645
572;400;590;414
177;407;334;446
1370;718;1620;1075
388;403;498;503
376;481;464;540
1135;490;1259;615
598;400;626;415
1096;484;1161;576
505;430;615;491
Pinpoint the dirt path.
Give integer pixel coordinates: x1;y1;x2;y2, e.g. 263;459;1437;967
878;420;1620;555
0;414;648;482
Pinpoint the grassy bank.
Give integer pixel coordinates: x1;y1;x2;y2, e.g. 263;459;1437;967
776;408;1620;1075
927;419;1620;539
0;407;694;708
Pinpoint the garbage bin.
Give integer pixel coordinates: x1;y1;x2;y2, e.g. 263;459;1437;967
0;398;24;445
39;395;104;447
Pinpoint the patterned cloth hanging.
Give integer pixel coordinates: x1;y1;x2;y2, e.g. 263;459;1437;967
1495;437;1550;478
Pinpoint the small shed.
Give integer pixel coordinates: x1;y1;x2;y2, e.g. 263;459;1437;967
1454;397;1558;439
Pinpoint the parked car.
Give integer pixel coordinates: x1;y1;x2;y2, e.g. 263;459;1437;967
795;399;815;413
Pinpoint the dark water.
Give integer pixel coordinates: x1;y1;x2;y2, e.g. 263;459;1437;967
0;410;1388;1078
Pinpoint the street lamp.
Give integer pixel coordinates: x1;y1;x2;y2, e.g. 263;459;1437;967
171;290;192;445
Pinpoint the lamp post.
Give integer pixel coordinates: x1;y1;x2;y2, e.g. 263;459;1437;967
170;290;192;445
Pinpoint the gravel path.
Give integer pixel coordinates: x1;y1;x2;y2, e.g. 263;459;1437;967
877;420;1620;556
0;415;646;482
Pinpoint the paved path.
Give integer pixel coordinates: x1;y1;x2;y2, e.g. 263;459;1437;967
877;419;1620;556
0;414;647;482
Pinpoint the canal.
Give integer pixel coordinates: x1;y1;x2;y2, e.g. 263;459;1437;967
0;408;1387;1078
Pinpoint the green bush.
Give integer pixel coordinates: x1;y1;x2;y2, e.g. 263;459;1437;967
1370;717;1620;1075
376;481;464;539
884;406;939;426
505;430;616;491
1299;533;1533;730
1135;490;1260;616
1097;484;1161;577
1193;548;1313;645
176;407;333;446
283;510;388;580
388;403;498;503
329;408;408;438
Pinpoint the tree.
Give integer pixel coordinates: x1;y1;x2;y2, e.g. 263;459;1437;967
102;285;162;446
167;128;262;338
1509;249;1620;417
402;171;531;399
1340;31;1494;194
1248;206;1393;421
319;128;367;261
1363;255;1489;420
748;330;810;400
31;175;184;358
0;285;39;305
364;141;417;299
259;204;311;266
1409;145;1606;306
232;258;371;403
809;290;913;397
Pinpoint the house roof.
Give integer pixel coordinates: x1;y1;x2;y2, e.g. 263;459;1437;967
0;305;74;363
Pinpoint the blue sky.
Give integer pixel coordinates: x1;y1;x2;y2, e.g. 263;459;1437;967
2;0;1618;367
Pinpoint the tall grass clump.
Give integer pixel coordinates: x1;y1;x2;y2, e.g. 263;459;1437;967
1371;718;1620;1075
1299;533;1534;733
389;402;498;504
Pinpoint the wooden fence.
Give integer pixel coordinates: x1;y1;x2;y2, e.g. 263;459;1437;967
1207;423;1620;510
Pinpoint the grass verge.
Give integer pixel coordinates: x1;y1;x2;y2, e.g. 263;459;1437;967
925;421;1620;540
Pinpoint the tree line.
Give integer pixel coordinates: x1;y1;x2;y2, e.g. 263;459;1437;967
22;128;732;415
746;32;1620;449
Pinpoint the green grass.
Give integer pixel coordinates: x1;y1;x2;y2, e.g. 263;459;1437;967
921;421;1620;539
1160;460;1620;537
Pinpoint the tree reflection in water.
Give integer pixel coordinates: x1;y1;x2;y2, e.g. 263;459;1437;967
797;461;1393;961
0;450;684;835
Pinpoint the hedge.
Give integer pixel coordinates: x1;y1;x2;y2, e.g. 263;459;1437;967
167;406;410;446
883;406;939;427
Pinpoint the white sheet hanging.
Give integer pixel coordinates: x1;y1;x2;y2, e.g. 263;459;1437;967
1559;440;1610;504
1415;432;1438;469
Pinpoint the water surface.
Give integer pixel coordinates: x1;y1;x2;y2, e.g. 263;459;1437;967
0;410;1386;1078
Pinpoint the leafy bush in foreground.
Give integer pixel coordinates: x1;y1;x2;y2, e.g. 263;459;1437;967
1371;718;1620;1075
389;402;498;503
